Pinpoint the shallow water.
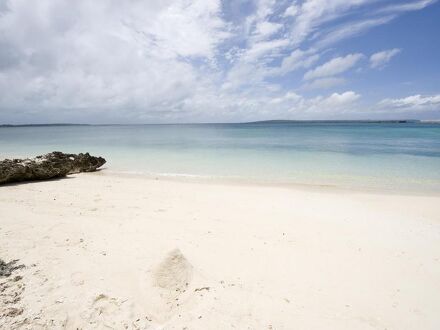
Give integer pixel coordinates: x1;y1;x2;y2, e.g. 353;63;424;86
1;122;440;192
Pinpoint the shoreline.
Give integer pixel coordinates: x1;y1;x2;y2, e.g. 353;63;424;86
2;166;439;196
99;169;440;196
2;150;440;195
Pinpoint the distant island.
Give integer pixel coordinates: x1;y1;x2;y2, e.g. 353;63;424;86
0;120;427;127
244;119;421;124
0;123;90;127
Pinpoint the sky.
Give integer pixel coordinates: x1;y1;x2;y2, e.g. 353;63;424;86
0;0;439;124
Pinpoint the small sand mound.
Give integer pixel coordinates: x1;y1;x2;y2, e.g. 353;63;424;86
153;249;193;292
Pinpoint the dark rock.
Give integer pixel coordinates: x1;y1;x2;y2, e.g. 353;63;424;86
0;152;106;185
4;307;24;317
0;259;25;277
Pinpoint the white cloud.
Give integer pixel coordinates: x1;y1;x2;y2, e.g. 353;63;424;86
270;90;361;114
0;0;437;123
378;94;440;111
283;3;299;17
378;0;437;14
253;21;283;39
304;53;364;80
272;49;320;75
302;77;346;90
306;0;437;48
287;0;372;46
370;48;401;69
269;91;302;104
321;91;361;106
314;16;395;49
0;0;229;121
243;38;290;62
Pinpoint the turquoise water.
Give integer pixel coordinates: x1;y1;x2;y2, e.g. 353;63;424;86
1;122;440;191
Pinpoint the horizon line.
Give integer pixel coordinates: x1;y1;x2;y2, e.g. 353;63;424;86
2;119;437;127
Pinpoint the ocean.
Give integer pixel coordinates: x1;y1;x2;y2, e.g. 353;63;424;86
1;122;439;192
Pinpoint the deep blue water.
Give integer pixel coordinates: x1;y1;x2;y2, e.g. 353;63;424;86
1;122;439;191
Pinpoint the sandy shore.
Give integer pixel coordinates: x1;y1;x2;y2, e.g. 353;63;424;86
1;173;439;329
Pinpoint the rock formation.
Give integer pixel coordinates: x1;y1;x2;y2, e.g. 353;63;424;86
0;152;106;184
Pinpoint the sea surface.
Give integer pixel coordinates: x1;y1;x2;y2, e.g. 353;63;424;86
1;122;440;192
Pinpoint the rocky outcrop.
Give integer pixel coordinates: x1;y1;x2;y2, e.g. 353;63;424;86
0;152;106;184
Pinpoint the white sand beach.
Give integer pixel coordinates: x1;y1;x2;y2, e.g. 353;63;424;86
1;172;439;329
2;0;440;328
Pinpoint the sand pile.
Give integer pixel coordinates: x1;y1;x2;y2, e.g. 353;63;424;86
153;248;193;292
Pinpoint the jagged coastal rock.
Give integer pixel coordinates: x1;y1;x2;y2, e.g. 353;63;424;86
0;152;106;184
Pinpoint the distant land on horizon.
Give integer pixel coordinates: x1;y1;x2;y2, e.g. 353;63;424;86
2;119;437;127
0;123;91;127
243;119;423;124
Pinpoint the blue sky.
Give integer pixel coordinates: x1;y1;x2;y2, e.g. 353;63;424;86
0;0;439;123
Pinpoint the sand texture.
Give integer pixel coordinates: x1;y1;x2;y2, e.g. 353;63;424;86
1;173;440;329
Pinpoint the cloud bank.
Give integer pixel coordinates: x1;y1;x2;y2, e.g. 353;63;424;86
378;94;440;111
0;0;437;123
